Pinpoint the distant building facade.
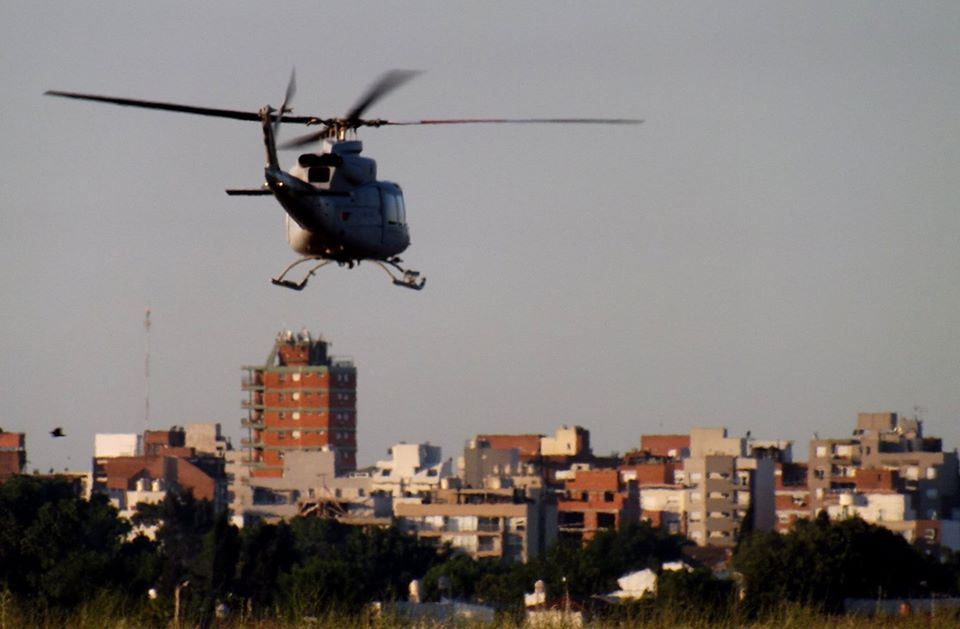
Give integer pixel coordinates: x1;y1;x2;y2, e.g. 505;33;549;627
227;449;389;527
0;431;26;482
681;428;776;548
557;468;639;543
394;487;557;562
241;329;357;478
473;425;593;484
94;424;228;518
369;442;454;498
809;412;960;551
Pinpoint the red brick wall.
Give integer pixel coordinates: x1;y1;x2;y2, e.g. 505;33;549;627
855;468;899;491
477;434;542;457
567;469;620;492
173;458;215;502
0;452;24;480
627;462;677;485
640;435;690;457
0;433;25;449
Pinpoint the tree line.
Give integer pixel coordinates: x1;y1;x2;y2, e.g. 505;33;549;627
1;475;959;625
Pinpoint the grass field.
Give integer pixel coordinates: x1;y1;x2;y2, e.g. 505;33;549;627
3;596;960;629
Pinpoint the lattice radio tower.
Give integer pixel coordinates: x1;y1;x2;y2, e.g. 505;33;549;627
144;304;151;427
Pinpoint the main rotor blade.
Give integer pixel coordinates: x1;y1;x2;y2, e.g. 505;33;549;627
44;90;318;124
281;69;297;113
279;128;327;150
278;116;643;149
380;117;644;126
344;70;421;125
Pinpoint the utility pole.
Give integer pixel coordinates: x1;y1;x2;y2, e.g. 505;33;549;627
144;304;151;428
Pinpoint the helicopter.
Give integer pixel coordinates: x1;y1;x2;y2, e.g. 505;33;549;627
46;71;641;290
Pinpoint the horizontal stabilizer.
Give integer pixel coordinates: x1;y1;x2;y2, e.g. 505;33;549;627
225;188;272;196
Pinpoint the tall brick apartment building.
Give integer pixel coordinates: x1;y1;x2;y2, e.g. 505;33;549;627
242;330;357;478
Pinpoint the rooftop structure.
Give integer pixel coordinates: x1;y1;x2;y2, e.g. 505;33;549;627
810;412;960;519
227;449;388;527
370;442;453;498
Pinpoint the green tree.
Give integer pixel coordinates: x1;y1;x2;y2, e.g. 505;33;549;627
133;491;215;586
191;511;240;624
235;521;297;612
735;513;945;614
0;476;135;611
655;567;734;624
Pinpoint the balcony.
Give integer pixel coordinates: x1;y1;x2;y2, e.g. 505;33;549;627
241;377;264;391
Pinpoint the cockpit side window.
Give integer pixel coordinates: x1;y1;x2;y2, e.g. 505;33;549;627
383;189;405;226
396;193;406;225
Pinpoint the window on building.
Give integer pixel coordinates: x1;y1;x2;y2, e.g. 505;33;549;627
559;512;585;528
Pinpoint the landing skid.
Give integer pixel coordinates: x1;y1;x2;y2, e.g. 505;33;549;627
373;257;426;290
271;256;425;291
271;258;333;291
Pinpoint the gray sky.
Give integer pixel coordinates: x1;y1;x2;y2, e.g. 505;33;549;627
3;2;959;472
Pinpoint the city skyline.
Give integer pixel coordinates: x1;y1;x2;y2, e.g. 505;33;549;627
3;3;960;472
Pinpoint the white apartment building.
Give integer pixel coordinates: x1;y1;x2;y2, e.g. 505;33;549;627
370;442;454;498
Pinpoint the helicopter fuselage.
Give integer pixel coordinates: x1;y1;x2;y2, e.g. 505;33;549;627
45;68;638;290
266;139;410;263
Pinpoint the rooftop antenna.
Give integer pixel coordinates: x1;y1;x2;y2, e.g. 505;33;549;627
144;304;151;427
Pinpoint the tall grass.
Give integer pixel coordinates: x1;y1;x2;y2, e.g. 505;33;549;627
0;596;957;628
